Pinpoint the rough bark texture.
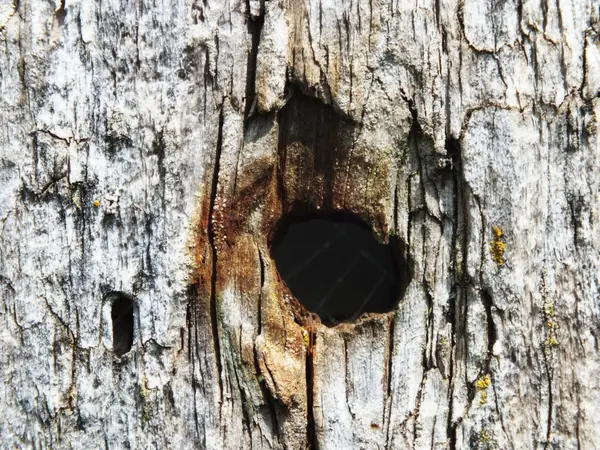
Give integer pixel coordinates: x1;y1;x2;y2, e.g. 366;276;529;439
1;0;599;449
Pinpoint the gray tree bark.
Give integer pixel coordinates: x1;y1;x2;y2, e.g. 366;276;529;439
1;0;599;449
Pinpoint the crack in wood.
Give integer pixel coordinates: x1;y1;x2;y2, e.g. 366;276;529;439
253;244;282;443
481;289;498;374
305;320;317;449
445;136;465;450
209;107;226;413
244;0;264;124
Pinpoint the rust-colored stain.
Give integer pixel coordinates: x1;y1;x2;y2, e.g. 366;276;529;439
187;91;404;442
189;178;215;300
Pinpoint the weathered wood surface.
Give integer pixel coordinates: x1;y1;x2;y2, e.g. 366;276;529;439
0;0;599;449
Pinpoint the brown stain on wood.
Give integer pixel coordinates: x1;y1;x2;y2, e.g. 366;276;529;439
188;91;405;447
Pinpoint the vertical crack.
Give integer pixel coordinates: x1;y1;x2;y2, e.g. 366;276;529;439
575;383;582;450
540;272;554;449
481;289;497;373
393;177;399;235
385;315;395;399
544;371;553;449
186;285;202;441
244;0;265;125
276;99;288;210
306;320;317;449
256;245;265;337
209;108;225;410
445;137;466;450
253;244;281;441
423;281;435;369
384;314;395;448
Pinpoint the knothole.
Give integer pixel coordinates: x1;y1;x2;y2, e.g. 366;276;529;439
271;211;411;326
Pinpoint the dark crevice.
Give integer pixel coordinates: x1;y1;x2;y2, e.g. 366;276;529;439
257;245;265;337
244;0;265;125
186;284;202;442
30;128;71;145
108;292;135;357
575;384;582;450
423;281;435;369
386;315;395;399
445;136;466;450
209;108;225;407
541;0;548;32
580;34;589;98
276;102;288;210
555;0;570;95
544;371;553;449
384;315;395;447
408;99;422;135
186;288;194;363
481;289;497;373
568;197;581;248
306;330;317;449
393;181;399;236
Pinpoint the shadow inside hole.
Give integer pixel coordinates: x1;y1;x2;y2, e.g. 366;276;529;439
108;292;135;357
271;211;410;326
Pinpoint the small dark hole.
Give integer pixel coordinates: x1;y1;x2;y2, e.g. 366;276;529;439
109;292;134;357
55;8;66;27
271;211;411;326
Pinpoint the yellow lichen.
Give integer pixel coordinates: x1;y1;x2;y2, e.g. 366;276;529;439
492;226;503;240
490;226;506;266
545;335;559;347
476;374;491;407
93;199;101;207
543;298;559;349
543;301;555;318
301;328;309;348
476;374;491;390
481;429;490;443
479;390;488;406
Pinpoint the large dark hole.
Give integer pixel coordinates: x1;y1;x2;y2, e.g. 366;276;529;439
109;292;135;357
271;211;410;326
